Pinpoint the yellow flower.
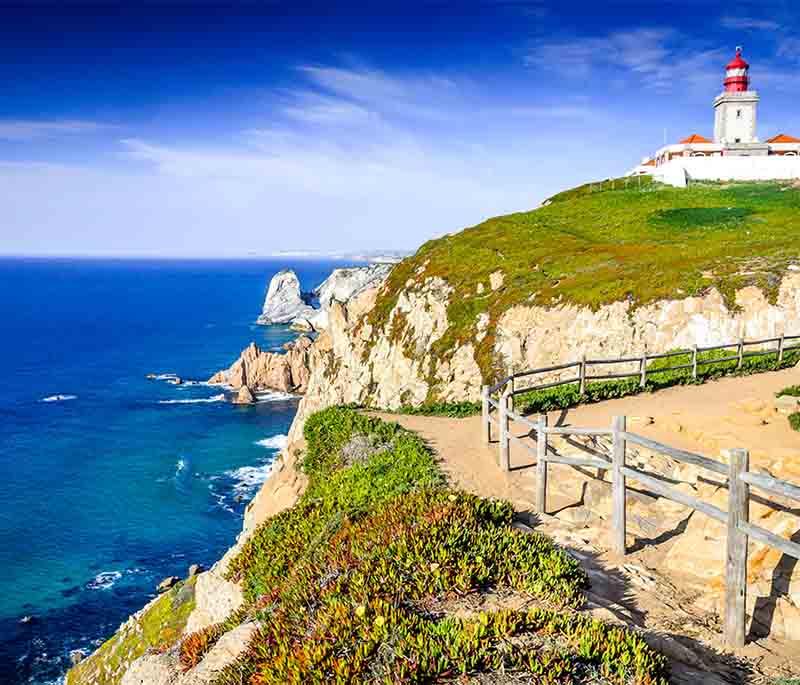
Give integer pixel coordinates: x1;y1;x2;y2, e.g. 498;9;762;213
430;562;440;571
447;494;457;502
355;605;366;619
374;616;385;628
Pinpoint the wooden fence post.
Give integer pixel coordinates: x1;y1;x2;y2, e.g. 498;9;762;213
509;376;515;412
536;414;548;513
737;338;744;370
499;388;510;471
639;345;648;389
611;416;627;555
725;448;750;648
579;353;587;395
482;385;490;444
692;344;698;380
778;334;785;364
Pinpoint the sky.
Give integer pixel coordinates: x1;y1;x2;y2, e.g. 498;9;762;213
1;0;799;257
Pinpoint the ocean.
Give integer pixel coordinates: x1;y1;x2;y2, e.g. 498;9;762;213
0;257;358;684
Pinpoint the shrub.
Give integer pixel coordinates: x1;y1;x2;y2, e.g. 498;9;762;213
778;385;800;398
211;407;668;685
789;413;800;432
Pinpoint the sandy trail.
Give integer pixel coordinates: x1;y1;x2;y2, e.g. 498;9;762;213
374;366;800;682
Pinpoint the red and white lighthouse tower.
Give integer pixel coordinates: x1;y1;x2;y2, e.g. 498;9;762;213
714;47;759;145
723;47;750;92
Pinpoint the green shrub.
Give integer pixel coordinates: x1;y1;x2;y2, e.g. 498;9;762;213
393;400;482;418
778;385;800;398
789;413;800;432
212;407;668;685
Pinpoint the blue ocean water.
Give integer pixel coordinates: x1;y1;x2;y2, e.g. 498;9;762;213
0;257;358;684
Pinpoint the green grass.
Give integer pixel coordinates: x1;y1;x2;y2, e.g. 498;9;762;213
365;180;800;386
778;385;800;397
193;407;669;684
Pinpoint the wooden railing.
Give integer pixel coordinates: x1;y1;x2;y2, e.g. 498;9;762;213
483;334;800;410
480;335;800;648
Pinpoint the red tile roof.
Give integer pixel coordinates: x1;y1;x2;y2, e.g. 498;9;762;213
679;134;712;144
643;159;656;167
767;133;800;144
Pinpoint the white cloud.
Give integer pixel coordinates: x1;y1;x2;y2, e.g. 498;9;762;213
530;29;724;93
0;119;110;141
721;16;781;31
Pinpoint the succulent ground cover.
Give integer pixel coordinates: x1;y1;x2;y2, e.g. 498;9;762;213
365;180;800;384
177;407;669;684
776;386;800;431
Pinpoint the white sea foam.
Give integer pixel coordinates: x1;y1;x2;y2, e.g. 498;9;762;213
86;571;122;591
254;390;296;403
158;393;226;405
152;373;179;380
255;434;288;450
225;462;276;497
40;394;77;403
176;458;187;472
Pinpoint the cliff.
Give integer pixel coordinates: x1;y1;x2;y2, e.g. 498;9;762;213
68;180;800;684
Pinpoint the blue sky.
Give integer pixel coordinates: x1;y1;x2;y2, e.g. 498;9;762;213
1;0;799;256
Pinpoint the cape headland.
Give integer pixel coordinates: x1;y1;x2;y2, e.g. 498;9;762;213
67;179;800;685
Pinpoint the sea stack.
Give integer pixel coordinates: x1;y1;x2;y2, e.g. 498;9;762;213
256;270;314;325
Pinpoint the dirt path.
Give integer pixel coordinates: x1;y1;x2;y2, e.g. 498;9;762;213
374;367;800;683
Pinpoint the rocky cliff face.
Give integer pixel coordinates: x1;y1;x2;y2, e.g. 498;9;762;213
288;270;800;439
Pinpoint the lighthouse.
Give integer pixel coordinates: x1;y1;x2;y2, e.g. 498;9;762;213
627;46;800;184
713;47;760;146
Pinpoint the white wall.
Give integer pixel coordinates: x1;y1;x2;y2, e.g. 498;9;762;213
655;156;800;187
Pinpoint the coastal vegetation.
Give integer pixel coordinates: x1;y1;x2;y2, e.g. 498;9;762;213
66;576;197;685
366;180;800;381
390;344;800;418
175;407;669;684
776;386;800;431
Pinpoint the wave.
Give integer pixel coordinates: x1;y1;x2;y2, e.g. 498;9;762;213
85;571;122;591
158;393;226;405
255;434;288;450
254;390;296;403
225;462;276;497
40;394;77;403
152;373;179;381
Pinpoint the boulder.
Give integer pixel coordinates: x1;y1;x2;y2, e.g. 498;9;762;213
188;563;204;577
156;576;180;593
256;270;314;325
775;395;799;415
232;386;255;405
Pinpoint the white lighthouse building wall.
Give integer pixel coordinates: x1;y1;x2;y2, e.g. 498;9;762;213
655;156;800;188
714;92;758;144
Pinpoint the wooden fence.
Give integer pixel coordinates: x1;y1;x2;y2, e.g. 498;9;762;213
480;334;800;648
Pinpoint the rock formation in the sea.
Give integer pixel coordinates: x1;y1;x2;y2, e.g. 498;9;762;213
231;385;256;405
208;336;312;395
256;269;314;325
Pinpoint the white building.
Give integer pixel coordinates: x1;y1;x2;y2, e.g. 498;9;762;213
628;48;800;187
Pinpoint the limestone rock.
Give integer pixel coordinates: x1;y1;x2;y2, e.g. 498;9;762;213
315;264;393;310
188;563;204;577
232;386;255;405
775;395;799;415
256;270;313;325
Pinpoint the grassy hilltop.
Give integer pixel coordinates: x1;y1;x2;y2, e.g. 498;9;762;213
367;180;800;378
